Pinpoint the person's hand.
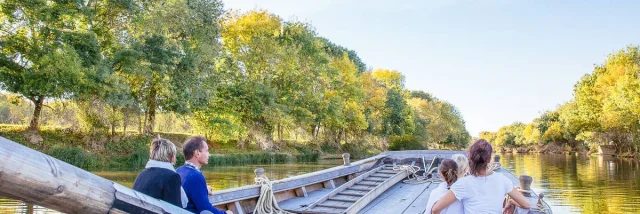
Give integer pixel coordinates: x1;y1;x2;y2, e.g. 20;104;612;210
225;210;234;214
207;186;213;195
502;200;515;214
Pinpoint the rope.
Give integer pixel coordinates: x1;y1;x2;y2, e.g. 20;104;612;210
392;165;436;184
511;188;549;214
534;193;550;214
488;162;502;172
253;176;293;214
535;202;550;214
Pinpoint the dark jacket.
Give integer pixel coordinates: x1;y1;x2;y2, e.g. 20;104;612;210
177;165;225;214
133;167;182;207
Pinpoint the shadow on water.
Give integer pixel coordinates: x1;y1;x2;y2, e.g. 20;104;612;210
2;155;640;213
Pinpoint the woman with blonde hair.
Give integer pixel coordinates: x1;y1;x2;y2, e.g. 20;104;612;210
451;153;470;177
133;136;188;208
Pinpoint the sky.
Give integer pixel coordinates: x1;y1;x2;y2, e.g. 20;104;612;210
223;0;640;136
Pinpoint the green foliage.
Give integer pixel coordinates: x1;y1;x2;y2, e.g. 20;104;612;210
388;135;427;151
207;152;318;166
0;4;473;161
0;0;129;131
408;96;469;149
341;139;381;159
46;146;99;170
482;45;640;154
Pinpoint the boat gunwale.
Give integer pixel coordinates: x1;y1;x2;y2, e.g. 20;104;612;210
209;154;387;205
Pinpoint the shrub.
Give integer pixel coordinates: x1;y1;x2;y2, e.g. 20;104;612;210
388;135;426;151
46;146;98;169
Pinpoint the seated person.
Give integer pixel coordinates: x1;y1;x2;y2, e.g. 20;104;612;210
451;154;469;177
425;159;463;214
432;139;531;214
133;137;188;208
177;136;232;214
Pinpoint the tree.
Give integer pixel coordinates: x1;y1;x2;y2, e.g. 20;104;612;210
479;131;497;145
0;0;107;132
114;0;224;134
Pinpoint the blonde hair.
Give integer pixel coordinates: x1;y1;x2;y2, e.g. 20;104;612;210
451;154;470;177
150;135;177;163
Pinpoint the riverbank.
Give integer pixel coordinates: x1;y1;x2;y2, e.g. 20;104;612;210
498;143;639;158
0;125;366;170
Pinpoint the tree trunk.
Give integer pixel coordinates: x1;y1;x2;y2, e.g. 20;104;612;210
28;96;44;132
145;108;156;135
138;111;143;134
110;106;117;136
277;123;282;141
313;124;320;138
144;87;157;135
122;110;128;136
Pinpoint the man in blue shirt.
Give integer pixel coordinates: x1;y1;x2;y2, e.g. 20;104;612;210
177;136;231;214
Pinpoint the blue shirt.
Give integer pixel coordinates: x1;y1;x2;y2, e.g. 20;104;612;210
176;164;225;214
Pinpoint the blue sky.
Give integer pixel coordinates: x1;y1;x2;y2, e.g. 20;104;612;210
223;0;640;136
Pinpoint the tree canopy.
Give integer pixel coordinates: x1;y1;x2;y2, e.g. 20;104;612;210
0;2;470;150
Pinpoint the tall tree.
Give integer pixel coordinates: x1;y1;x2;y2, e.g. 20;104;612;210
114;0;224;134
0;0;108;132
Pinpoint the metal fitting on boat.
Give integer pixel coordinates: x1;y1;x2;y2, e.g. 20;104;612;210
343;153;351;166
519;175;533;197
255;168;266;183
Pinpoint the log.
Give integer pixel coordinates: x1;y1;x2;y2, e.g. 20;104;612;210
0;136;189;214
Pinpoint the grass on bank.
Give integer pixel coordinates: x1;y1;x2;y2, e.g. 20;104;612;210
0;125;378;171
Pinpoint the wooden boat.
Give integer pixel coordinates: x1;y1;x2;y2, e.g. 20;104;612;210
0;136;552;214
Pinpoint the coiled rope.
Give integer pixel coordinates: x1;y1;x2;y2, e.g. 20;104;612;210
253;176;293;214
392;165;439;184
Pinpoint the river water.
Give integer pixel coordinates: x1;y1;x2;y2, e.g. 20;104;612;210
1;155;639;213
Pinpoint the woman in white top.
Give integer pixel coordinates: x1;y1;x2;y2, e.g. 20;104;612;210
431;139;531;214
424;159;464;214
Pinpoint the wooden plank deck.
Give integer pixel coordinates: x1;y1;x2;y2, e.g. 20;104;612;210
357;181;438;214
280;188;335;212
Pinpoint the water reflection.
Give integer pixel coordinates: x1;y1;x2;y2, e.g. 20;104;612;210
2;156;640;213
500;154;640;214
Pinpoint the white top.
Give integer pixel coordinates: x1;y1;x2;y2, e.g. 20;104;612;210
425;182;464;214
450;173;515;214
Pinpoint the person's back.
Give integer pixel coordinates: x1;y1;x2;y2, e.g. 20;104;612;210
431;139;531;214
450;172;513;214
425;159;463;214
133;167;182;206
132;137;184;207
425;182;464;214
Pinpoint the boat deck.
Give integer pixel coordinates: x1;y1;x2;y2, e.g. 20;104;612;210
281;179;436;214
281;167;548;214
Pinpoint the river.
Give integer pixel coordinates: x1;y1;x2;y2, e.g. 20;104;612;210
1;155;639;213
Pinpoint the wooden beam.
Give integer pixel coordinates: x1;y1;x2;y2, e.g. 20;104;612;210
233;201;245;214
0;137;189;214
323;179;336;189
295;186;308;197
